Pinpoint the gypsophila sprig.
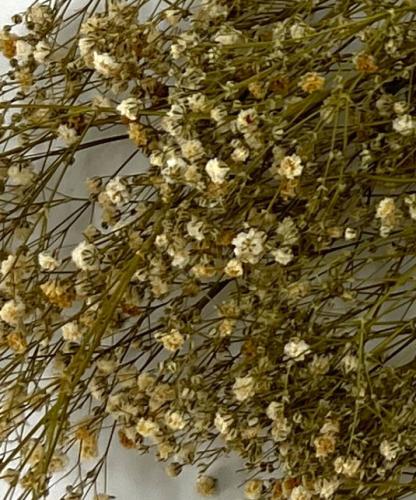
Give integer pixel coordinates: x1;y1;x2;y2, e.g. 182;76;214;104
1;0;416;498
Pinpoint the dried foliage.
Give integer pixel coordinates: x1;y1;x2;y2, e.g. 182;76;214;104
1;0;416;498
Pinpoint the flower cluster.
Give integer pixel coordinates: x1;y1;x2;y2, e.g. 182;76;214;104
1;0;416;499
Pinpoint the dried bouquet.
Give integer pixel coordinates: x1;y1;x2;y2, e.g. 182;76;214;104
1;0;416;498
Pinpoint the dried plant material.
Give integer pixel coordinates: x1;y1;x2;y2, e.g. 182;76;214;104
0;0;416;499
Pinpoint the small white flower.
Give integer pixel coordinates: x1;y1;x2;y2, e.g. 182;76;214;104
317;479;339;499
278;154;303;179
277;217;299;245
79;36;95;57
136;418;160;438
33;40;50;64
284;338;311;361
15;40;33;65
224;258;243;278
0;255;17;277
290;485;312;500
266;401;283;421
170;40;186;60
236;108;258;134
61;321;82;343
188;93;209;113
180;139;205;161
379;440;400;461
57;124;78;146
404;194;416;220
271;416;292;442
156;328;184;352
196;475;217;497
376;198;395;220
186;217;204;241
393;114;415;136
105;176;129;206
271;247;294;266
71;241;98;271
375;197;398;237
165;411;186;431
214;412;233;435
344;227;357;240
93;52;120;77
290;23;306;41
155;234;168;249
0;299;25;326
7;165;35;186
231;145;250;163
341;353;359;373
116;98;140;121
393;101;408;115
210;106;227;124
164;9;181;25
205;158;229;184
167;246;189;268
244;479;263;500
334;456;361;477
38;253;60;271
232;228;266;264
232;375;255;401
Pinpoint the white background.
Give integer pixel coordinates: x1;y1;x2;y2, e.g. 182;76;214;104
0;1;244;499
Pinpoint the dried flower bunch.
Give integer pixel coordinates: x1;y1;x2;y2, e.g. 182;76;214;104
1;0;416;498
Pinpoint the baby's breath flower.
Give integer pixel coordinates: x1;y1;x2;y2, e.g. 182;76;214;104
333;456;361;477
61;321;82;343
93;52;120;77
233;375;256;401
196;475;217;497
290;485;312;500
205;158;229;184
375;197;399;237
72;241;99;271
244;479;263;499
392;114;415;136
299;72;325;93
236;108;258;134
105;177;130;206
232;228;266;264
33;40;50;64
405;194;416;220
7;165;35;186
284;338;311;361
278;155;303;180
165;411;186;431
266;401;283;421
344;227;357;240
271;247;294;266
224;258;243;277
136;418;160;438
186;217;205;241
15;40;32;65
214;412;233;435
116;98;140;121
341;353;359;373
271;416;292;442
316;479;339;499
314;434;336;458
57;124;78;146
290;23;306;41
156;328;184;352
38;253;60;271
379;440;400;461
0;299;25;326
